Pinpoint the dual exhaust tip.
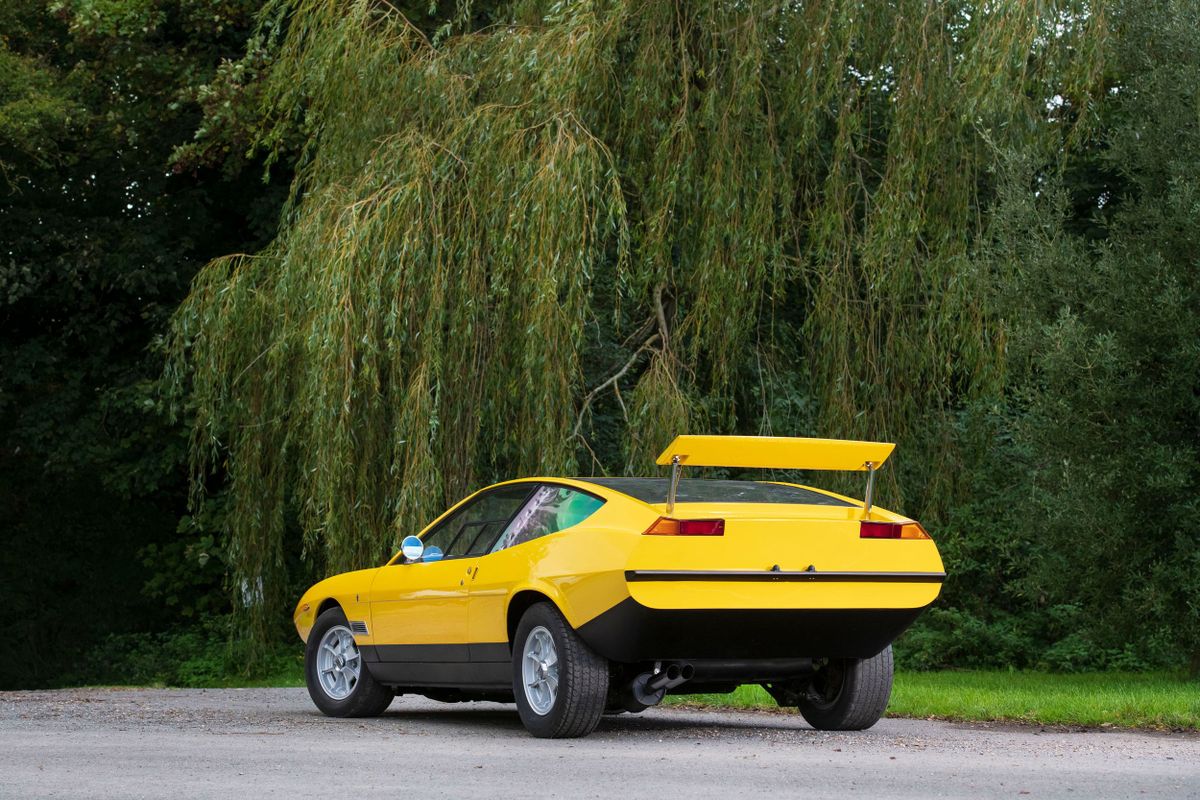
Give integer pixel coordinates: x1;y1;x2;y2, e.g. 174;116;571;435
624;662;695;711
644;662;695;693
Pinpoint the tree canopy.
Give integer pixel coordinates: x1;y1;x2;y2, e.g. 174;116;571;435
165;0;1106;638
3;0;1196;685
0;0;287;686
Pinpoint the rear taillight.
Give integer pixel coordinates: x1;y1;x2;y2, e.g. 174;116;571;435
860;521;931;540
644;517;725;536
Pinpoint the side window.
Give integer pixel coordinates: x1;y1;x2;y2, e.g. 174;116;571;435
490;485;605;553
420;485;534;559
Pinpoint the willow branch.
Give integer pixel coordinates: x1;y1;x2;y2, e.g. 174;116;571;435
572;333;661;440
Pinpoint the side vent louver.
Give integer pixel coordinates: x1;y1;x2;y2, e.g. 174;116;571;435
349;621;369;636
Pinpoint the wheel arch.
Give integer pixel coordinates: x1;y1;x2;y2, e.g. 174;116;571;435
507;589;566;647
316;597;342;617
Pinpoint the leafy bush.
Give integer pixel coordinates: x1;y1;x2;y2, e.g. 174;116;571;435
78;617;303;688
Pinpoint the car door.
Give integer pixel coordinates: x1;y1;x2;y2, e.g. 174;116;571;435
369;484;534;664
467;484;607;653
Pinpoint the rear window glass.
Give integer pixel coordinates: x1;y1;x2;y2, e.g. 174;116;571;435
578;478;852;507
491;485;605;552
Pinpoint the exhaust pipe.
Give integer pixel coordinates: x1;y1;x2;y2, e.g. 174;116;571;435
644;663;681;694
644;662;694;693
622;662;695;711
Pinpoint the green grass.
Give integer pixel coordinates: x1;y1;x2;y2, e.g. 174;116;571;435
667;671;1200;731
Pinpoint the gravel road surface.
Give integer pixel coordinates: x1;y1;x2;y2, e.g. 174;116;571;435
1;687;1196;799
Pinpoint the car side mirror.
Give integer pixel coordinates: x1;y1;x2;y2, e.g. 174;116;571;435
400;535;424;563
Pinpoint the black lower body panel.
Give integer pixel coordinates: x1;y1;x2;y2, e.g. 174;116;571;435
577;598;930;663
359;643;511;692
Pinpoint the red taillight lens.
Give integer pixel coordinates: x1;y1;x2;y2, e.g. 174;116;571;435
860;521;931;540
644;517;725;536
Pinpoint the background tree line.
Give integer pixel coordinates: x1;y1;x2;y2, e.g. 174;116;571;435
1;0;1196;689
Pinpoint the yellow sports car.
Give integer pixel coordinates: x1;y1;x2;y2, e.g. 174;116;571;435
293;435;944;738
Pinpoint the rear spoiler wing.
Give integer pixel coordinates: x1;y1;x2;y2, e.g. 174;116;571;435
654;435;895;514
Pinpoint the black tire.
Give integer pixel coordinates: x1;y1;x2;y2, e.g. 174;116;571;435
305;607;394;718
796;645;893;731
512;602;608;738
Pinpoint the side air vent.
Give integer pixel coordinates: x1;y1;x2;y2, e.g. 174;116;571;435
349;621;369;636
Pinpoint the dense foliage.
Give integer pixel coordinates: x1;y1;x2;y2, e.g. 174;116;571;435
0;0;288;687
2;0;1197;687
912;4;1200;673
162;0;1102;640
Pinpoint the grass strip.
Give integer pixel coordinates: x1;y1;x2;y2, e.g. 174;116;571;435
667;670;1200;731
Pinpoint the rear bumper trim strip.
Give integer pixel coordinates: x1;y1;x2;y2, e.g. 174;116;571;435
624;569;946;583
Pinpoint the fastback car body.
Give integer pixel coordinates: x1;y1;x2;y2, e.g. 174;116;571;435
295;435;945;737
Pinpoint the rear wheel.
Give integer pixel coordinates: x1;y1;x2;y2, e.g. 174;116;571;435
796;645;893;731
305;607;394;718
512;603;608;738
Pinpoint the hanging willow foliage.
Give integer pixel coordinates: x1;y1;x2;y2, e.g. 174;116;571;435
165;0;1105;635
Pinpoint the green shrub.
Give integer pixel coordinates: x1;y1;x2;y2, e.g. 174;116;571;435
78;617;303;688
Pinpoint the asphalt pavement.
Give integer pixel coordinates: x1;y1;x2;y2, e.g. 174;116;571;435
1;687;1196;799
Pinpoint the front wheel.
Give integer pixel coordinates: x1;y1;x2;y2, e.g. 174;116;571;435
796;645;894;731
305;607;394;718
512;603;608;738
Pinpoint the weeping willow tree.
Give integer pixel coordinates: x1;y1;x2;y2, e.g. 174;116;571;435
165;0;1104;637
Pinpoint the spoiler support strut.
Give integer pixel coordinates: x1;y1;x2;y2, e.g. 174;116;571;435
863;461;876;516
666;455;682;513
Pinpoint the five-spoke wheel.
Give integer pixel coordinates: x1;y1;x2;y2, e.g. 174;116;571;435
304;607;394;717
521;625;559;715
315;624;361;701
512;603;608;738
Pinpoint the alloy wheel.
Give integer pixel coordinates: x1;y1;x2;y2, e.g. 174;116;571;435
316;625;361;700
522;625;559;715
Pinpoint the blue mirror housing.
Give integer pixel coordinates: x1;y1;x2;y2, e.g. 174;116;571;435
400;535;424;562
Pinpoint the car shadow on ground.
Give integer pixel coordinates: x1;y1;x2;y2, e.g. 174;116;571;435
313;702;825;738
